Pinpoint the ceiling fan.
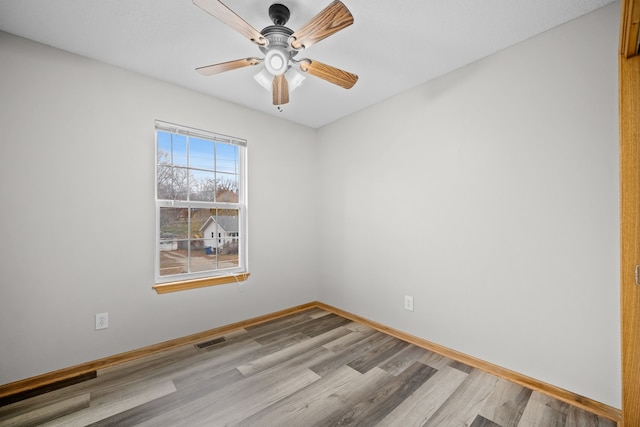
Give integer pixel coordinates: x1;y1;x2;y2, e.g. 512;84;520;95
193;0;359;106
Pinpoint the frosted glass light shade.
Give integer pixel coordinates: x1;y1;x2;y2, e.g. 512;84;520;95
254;67;305;92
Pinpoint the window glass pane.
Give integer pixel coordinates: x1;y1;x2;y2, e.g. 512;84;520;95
171;134;188;167
190;170;216;201
189;240;217;273
157;162;189;201
218;239;239;269
159;244;188;276
216;173;239;203
159;208;189;240
174;166;190;200
216;143;239;174
216;209;239;240
159;208;188;277
157;131;172;159
195;208;239;253
190;137;215;171
157;132;188;200
190;208;216;239
157;164;173;199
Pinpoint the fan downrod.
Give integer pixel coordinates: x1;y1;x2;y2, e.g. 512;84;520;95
269;4;290;26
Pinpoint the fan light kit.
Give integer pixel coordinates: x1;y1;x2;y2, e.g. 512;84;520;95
264;49;287;75
193;0;358;106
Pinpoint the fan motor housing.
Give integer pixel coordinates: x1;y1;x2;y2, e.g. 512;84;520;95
260;3;297;59
260;25;293;48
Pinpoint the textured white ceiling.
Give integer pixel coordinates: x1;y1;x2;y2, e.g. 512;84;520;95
0;0;616;128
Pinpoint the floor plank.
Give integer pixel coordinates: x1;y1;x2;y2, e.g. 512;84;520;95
322;327;377;353
234;365;386;426
377;344;427;376
41;379;176;427
320;361;438;426
376;365;468;427
423;368;500;426
518;391;569;427
478;377;532;427
0;393;90;427
309;331;396;376
88;367;244;426
237;326;350;376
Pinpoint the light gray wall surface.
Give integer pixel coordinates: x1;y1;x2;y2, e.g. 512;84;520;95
0;31;319;385
317;3;621;408
0;1;621;410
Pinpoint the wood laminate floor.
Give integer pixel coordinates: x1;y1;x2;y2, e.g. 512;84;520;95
0;308;616;426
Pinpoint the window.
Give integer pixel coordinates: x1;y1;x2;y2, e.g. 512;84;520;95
154;121;248;291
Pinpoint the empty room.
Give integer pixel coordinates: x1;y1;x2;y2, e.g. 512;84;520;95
1;0;637;425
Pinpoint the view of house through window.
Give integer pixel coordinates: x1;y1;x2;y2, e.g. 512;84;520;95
155;121;247;283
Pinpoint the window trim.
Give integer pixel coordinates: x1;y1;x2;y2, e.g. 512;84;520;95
154;120;248;291
153;273;250;294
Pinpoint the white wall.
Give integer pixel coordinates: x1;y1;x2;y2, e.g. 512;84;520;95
317;3;621;408
0;31;319;385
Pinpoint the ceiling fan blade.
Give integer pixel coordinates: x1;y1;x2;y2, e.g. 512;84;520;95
196;58;262;76
289;1;353;50
298;59;358;89
273;74;289;105
193;0;267;46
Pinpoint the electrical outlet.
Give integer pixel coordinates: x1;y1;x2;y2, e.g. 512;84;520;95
96;312;108;330
404;295;414;311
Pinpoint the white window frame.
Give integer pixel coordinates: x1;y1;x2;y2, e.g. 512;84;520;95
154;120;248;286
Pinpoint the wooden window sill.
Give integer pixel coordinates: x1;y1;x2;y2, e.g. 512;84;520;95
153;273;250;294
